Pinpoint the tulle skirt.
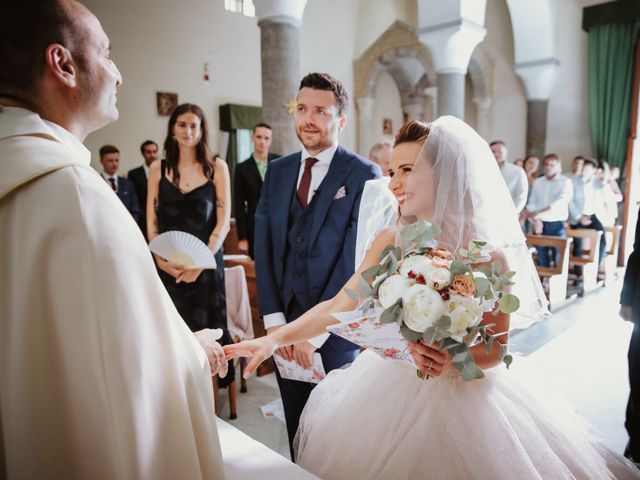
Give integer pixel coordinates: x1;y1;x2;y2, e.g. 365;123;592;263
296;350;639;480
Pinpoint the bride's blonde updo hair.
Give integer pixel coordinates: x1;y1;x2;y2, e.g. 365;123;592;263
394;120;430;147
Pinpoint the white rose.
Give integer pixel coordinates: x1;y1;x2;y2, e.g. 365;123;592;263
378;275;412;308
472;272;498;312
401;284;446;332
399;255;433;279
444;293;484;342
428;267;451;289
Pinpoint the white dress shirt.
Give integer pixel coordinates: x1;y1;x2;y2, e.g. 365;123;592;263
526;174;573;222
263;144;339;347
500;161;528;213
100;171;118;191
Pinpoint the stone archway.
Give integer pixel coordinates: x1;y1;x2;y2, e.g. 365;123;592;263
354;21;494;155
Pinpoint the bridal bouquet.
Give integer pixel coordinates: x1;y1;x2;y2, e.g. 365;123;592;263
345;221;519;381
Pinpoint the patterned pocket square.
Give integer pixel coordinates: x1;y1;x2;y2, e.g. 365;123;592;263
333;186;347;200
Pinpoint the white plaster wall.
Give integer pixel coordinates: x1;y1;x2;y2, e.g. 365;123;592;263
299;0;361;152
353;0;416;58
481;0;528;157
79;0;595;174
371;72;404;150
545;0;593;167
82;0;262;172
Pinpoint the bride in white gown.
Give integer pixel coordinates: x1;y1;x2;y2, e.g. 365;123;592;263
226;116;639;479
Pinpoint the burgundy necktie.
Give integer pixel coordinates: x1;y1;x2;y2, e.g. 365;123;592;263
108;177;117;192
297;157;318;208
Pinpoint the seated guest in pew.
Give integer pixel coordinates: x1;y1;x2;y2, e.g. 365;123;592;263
369;139;393;176
569;158;607;278
523;153;573;268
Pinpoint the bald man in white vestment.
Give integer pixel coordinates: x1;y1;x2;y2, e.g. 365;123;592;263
0;1;226;478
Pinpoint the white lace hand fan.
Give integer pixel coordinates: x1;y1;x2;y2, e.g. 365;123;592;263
148;231;217;269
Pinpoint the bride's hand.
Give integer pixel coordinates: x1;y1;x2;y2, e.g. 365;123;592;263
408;340;452;377
224;336;278;379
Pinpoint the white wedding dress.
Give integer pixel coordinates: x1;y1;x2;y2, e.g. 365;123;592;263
296;350;638;479
296;117;638;480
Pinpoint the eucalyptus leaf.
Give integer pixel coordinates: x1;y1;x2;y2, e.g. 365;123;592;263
450;259;469;276
452;351;471;363
462;362;485;381
503;354;513;369
358;276;372;297
362;264;382;282
433;315;452;330
421;326;440;344
499;293;520;314
475;276;490;296
344;287;361;302
400;322;423;342
380;302;402;324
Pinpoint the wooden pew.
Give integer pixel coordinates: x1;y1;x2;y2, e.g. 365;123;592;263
603;225;622;284
567;228;604;295
526;234;575;311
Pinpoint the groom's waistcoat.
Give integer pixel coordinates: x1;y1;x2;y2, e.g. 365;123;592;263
283;195;316;313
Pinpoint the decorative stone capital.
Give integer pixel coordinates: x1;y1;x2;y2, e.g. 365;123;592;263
515;57;559;101
418;20;486;74
254;0;307;28
356;96;375;116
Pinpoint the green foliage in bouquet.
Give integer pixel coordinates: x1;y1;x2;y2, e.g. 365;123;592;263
345;220;519;381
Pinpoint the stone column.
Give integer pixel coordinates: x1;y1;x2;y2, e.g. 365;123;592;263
515;57;559;157
356;96;375;157
472;95;492;140
254;0;308;156
417;0;487;119
422;86;438;123
402;102;425;122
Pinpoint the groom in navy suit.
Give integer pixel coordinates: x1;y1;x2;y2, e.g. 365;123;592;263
254;73;380;459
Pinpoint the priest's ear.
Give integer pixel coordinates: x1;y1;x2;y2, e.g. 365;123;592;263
44;44;79;89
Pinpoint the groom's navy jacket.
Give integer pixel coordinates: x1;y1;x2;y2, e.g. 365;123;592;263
255;146;380;355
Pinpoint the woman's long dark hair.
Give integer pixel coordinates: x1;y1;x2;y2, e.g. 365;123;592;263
163;103;214;188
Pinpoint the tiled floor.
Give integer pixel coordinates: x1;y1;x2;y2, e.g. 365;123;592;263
217;271;633;460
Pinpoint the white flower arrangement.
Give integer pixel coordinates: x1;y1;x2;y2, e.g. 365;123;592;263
345;220;519;381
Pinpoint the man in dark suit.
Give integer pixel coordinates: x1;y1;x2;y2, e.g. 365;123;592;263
128;140;159;239
621;206;640;467
99;144;139;223
254;73;380;460
234;123;278;258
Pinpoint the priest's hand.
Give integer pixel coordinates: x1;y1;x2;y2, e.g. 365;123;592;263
292;341;316;369
194;328;228;378
224;336;277;379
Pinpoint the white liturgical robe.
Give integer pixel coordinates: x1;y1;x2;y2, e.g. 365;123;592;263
0;107;225;479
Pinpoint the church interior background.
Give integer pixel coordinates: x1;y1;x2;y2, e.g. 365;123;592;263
79;0;640;462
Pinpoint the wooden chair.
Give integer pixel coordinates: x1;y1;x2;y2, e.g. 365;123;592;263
224;256;275;377
526;235;575;311
603;225;622;284
567;228;604;295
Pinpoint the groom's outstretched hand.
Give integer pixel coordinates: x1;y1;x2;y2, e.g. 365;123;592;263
224;336;277;379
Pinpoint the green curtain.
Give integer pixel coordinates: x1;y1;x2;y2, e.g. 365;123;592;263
588;20;640;171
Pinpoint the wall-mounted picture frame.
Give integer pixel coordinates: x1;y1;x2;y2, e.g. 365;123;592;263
157;92;178;116
382;117;393;135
